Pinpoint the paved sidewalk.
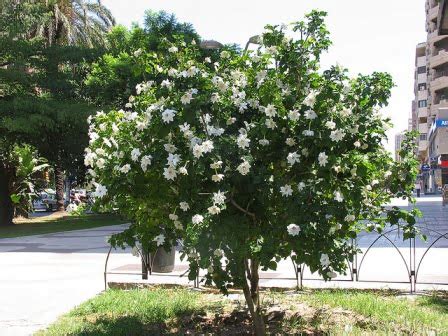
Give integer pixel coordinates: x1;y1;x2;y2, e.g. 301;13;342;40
0;224;133;336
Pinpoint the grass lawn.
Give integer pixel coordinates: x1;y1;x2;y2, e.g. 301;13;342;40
0;214;127;239
37;287;448;335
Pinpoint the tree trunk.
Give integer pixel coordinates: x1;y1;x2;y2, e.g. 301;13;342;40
54;164;65;211
0;163;14;227
242;259;265;336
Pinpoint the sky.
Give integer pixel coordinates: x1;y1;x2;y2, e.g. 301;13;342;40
102;0;427;152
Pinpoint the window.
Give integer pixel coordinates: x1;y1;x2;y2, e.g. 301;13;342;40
417;66;426;74
420;133;427;141
418;83;427;91
418;100;427;108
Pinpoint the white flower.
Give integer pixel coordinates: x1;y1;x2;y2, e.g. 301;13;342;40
131;148;141;162
237;160;251;175
133;48;142;57
210;161;223;169
167;153;181;167
168;68;178;77
208;205;221;215
161;79;172;89
153;234;165;246
201;140;214;153
220;50;231;59
320;253;330;268
66;203;78;213
288;109;300;121
179;166;188;175
256;70;267;83
179;202;190;211
164;143;177;153
354;141;361;148
139;154;152;171
163;166;177;180
174;220;183;230
213;191;226;205
192;214;204;224
385;171;392;178
214;249;224;257
330;129;345;142
258;139;270;146
280;184;293;197
287;224;301;236
168;46;178;53
298;182;306;191
303;90;318;107
181;92;193;104
325;121;336;129
264;104;277;117
344;214;355;222
226;117;236;125
371;179;379;186
318;152;328;167
131;246;139;257
205;57;211;63
340;108;352;117
169;213;178;221
285;138;296;146
287;152;300;166
120;164;131;174
265;118;277;129
210;93;220;103
212;174;224;182
96;158;106;169
192;144;204;158
334;190;344;203
303;130;314;137
304;109;317;120
162;109;176;123
237;133;250;149
93;184;107;198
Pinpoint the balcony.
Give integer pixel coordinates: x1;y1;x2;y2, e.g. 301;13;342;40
431;70;448;92
418;107;429;119
431;98;448;115
430;49;448;68
418;140;429;153
419;123;429;134
417;55;427;67
429;4;439;22
418;90;428;100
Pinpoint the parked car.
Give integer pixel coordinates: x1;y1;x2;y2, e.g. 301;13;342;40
35;190;58;212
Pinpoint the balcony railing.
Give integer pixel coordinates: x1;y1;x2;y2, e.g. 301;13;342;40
434;70;448;79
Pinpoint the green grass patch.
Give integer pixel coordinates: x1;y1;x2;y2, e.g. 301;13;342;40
37;287;448;336
0;214;127;239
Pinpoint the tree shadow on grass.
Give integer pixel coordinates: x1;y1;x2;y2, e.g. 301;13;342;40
419;295;448;314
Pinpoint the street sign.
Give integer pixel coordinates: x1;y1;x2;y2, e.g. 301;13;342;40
436;119;448;127
421;164;431;171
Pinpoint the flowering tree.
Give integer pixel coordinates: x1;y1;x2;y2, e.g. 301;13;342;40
85;11;418;335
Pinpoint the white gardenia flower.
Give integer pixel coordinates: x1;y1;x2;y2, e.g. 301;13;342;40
258;139;270;146
264;104;277;117
329;129;346;142
287;224;301;236
164;143;177;153
340;108;352;117
214;249;224;257
168;68;178;77
344;214;356;222
210;93;220;103
192;214;204;224
220;50;230;59
237;160;251;175
96;158;106;169
318;152;328;167
131;148;141;162
212;174;224;182
168;46;178;53
354;141;361;148
192;144;204;158
237;133;250;149
162;109;176;123
169;213;178;221
325;121;336;130
141;155;152;172
201;140;214;153
280;184;293;197
265;118;277;129
285;138;296;146
181;92;193;105
179;201;190;211
153;234;165;246
334;190;344;203
287;152;300;166
208;205;221;215
174;220;183;230
163;166;177;180
93;184;107;198
167;153;181;167
205;57;212;63
288;109;300;121
120;164;131;174
210;161;223;169
303;90;318;107
298;182;306;191
213;191;227;205
302;130;314;137
304;109;317;120
320;254;330;268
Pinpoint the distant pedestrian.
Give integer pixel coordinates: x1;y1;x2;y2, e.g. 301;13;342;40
415;182;421;198
425;184;428;194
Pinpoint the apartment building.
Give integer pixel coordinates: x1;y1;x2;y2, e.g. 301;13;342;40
394;131;407;162
411;0;448;191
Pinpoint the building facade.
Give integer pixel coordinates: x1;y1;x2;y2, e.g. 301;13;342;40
411;0;448;191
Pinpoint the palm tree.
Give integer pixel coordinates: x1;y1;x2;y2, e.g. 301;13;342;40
30;0;115;47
